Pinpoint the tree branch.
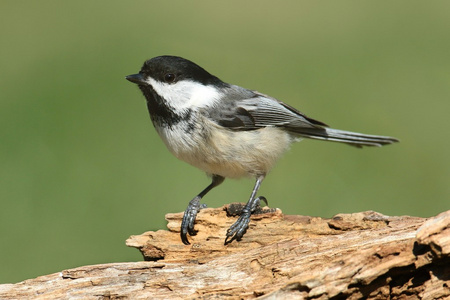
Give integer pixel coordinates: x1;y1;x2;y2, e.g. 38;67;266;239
1;206;449;299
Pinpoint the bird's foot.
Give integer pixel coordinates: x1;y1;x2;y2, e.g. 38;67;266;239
225;196;267;245
180;196;207;245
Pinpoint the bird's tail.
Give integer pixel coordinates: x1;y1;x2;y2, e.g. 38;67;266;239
293;127;399;148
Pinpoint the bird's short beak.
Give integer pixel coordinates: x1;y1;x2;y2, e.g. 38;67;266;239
126;73;146;85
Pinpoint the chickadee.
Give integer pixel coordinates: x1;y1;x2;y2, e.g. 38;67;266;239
126;55;398;245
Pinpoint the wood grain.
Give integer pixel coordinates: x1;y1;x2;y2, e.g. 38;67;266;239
1;206;449;299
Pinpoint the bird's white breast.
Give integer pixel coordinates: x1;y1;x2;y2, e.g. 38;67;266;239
155;115;295;179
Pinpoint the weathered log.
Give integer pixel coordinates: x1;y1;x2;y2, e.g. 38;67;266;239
1;206;449;299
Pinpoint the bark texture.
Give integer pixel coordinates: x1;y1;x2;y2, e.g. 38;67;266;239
1;206;449;299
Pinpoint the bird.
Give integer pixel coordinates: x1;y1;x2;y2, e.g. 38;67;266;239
125;55;398;245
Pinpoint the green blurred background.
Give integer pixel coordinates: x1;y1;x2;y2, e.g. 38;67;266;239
1;1;449;283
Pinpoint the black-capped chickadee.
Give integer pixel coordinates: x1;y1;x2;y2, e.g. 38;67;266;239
126;55;398;245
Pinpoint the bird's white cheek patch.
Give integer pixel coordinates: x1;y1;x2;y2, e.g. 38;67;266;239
145;78;178;102
146;78;219;109
188;83;220;108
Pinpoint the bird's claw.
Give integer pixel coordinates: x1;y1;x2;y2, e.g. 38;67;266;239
225;212;251;244
258;196;268;207
224;196;266;245
180;196;205;245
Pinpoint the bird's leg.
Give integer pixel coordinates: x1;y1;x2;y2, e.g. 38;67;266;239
180;174;224;245
225;175;265;245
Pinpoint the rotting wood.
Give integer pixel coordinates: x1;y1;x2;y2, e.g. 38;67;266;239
1;207;449;299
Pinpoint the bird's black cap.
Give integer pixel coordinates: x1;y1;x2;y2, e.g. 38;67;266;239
133;55;226;87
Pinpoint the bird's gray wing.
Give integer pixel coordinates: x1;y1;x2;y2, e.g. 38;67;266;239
204;87;398;147
205;87;327;131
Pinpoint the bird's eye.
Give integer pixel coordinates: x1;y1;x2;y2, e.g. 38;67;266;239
164;73;176;83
